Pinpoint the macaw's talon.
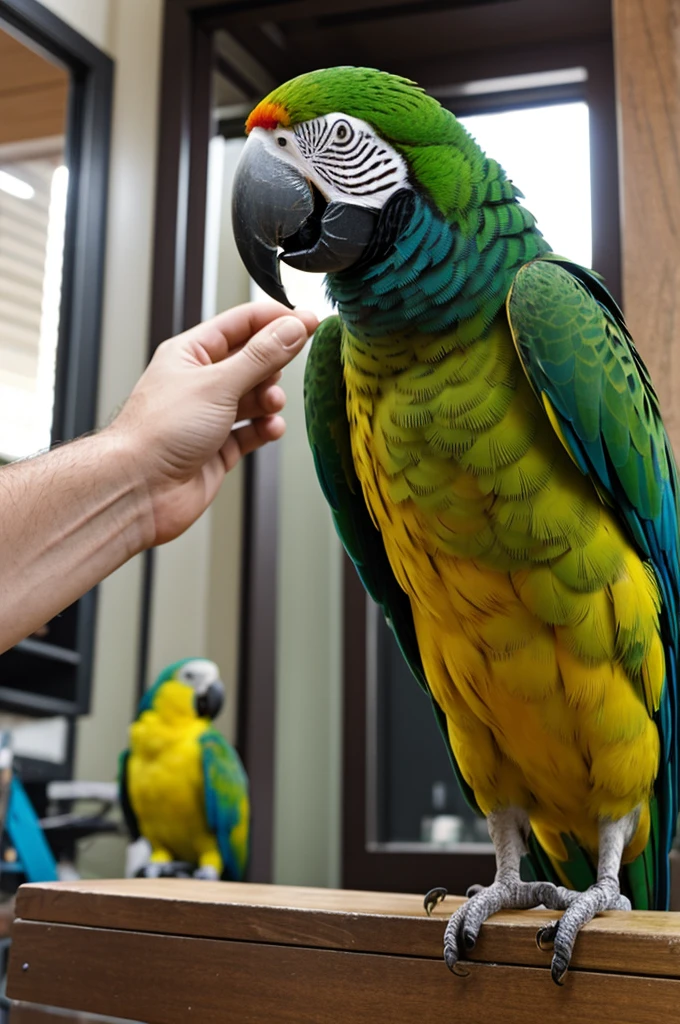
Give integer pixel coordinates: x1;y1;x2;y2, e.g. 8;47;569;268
444;950;469;978
544;880;632;987
536;921;559;951
551;954;569;987
424;886;448;916
465;883;485;899
442;877;578;975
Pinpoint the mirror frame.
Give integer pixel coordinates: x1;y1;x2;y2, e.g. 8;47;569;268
0;0;113;721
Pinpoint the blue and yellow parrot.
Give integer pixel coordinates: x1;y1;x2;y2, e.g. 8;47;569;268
119;658;249;881
231;67;680;982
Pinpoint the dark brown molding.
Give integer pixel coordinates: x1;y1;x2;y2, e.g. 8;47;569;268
342;558;496;894
148;0;279;883
237;446;280;883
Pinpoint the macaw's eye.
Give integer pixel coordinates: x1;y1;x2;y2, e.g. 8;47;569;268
277;136;287;147
336;123;349;141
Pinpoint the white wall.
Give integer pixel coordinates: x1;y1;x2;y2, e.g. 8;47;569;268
39;0;164;876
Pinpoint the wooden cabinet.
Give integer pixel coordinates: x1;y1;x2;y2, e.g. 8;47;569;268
8;878;680;1023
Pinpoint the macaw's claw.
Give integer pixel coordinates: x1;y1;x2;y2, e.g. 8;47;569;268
540;880;631;986
424;886;448;916
536;921;559;951
442;879;576;976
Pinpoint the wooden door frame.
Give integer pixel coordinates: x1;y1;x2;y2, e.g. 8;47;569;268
147;0;279;884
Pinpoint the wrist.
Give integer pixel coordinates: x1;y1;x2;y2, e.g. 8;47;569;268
94;426;157;554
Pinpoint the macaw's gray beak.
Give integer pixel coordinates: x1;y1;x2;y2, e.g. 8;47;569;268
231;132;378;307
194;679;225;720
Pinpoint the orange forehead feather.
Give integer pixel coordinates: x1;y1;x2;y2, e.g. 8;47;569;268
246;101;291;134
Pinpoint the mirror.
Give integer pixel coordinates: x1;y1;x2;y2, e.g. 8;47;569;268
0;0;112;726
0;26;70;462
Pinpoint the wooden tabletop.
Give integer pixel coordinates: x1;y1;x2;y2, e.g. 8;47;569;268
9;880;680;1024
12;877;680;975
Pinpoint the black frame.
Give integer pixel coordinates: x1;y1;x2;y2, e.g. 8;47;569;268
150;0;621;889
0;0;113;719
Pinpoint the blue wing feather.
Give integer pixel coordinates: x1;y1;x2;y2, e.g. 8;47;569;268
200;729;249;881
508;256;680;908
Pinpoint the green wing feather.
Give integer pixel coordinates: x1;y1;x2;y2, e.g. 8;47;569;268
304;314;480;815
200;729;250;881
507;256;680;910
117;749;140;841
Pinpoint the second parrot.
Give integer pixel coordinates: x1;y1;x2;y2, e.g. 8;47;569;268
119;658;249;881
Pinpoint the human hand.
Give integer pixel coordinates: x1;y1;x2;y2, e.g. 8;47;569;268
109;301;319;545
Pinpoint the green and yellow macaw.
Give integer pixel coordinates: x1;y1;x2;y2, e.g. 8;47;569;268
231;67;680;983
119;658;249;881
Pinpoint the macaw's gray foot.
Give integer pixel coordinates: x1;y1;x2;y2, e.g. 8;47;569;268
193;864;220;881
536;811;637;986
537;880;631;985
140;860;193;879
442;877;576;975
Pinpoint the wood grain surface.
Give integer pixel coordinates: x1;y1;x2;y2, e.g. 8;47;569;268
0;29;68;146
9;919;680;1024
613;0;680;455
12;879;680;977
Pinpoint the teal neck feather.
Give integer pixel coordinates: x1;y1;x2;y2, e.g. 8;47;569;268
327;174;551;341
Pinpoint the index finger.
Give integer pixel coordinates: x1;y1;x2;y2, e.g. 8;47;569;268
195;302;319;363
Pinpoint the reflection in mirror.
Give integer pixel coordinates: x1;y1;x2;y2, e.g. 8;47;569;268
0;27;69;461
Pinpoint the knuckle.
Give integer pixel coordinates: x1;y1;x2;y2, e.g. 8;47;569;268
242;336;275;370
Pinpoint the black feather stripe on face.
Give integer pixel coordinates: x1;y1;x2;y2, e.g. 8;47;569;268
347;188;417;273
294;116;404;199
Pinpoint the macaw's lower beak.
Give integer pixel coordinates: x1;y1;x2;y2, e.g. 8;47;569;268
231;131;378;307
194;679;225;720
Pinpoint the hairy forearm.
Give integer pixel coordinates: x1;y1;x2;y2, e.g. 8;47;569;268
0;431;153;654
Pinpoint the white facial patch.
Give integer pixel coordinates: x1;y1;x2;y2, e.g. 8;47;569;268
176;659;220;692
252;113;410;210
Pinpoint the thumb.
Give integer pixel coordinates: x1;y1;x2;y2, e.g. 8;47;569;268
222;315;310;398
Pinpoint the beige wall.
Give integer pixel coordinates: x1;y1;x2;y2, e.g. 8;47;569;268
40;0;164;876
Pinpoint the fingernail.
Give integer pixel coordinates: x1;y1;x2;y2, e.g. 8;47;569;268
272;317;307;349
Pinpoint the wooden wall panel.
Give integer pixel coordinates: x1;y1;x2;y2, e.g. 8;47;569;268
613;0;680;453
0;28;68;146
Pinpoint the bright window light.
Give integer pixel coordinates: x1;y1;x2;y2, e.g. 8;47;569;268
35;165;69;449
0;164;68;460
0;168;35;200
460;102;592;267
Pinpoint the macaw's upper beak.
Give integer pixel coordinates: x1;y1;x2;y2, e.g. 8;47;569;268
231;131;378;307
194;679;225;720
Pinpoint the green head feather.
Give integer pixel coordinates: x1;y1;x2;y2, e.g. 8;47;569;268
247;66;493;222
136;657;200;715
